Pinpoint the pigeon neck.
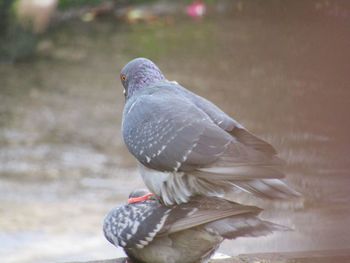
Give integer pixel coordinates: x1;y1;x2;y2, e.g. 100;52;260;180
127;72;165;99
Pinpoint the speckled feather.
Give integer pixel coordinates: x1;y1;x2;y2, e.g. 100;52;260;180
103;200;171;249
123;86;233;172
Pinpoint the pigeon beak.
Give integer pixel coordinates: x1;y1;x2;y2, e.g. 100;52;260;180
123;89;126;97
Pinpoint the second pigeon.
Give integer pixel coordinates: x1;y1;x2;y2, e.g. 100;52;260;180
120;58;300;205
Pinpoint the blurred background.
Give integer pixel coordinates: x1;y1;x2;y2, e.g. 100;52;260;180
0;0;350;262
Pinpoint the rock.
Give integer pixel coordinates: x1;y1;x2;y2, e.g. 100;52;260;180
67;249;350;263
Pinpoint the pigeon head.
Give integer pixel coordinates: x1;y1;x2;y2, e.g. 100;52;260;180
120;58;166;100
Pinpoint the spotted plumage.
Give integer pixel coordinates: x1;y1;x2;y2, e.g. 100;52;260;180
121;58;300;205
103;189;288;263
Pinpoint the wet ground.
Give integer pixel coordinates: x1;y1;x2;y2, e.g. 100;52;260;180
1;1;350;262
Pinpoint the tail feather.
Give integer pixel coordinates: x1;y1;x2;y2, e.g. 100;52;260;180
154;174;299;205
194;166;284;180
158;173;225;205
140;164;300;206
194;166;300;200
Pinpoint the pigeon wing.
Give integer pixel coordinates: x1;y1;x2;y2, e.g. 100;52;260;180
172;83;277;155
122;88;233;172
158;196;260;235
103;201;171;249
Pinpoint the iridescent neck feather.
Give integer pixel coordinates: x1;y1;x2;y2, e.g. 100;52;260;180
126;60;165;99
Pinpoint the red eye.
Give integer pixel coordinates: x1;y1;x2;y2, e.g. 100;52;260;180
121;74;127;81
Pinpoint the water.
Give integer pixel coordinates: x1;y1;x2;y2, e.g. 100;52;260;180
1;1;350;262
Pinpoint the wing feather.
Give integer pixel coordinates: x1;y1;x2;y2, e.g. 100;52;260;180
158;196;260;235
103;202;171;249
123;88;232;171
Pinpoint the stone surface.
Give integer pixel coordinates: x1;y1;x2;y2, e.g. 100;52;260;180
69;249;350;263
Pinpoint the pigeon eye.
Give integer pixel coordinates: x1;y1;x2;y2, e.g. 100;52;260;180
121;74;127;81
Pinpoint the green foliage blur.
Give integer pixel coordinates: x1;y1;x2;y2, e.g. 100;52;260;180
0;0;38;63
0;0;12;36
58;0;106;10
0;0;112;62
0;0;216;62
58;0;159;10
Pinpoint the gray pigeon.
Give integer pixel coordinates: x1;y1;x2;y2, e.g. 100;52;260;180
103;189;287;263
121;58;300;205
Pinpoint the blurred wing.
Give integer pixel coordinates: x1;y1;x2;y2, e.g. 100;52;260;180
159;196;260;235
229;127;277;155
206;216;289;240
103;202;170;249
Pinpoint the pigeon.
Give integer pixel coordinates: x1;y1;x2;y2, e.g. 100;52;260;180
103;189;287;263
120;58;300;205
